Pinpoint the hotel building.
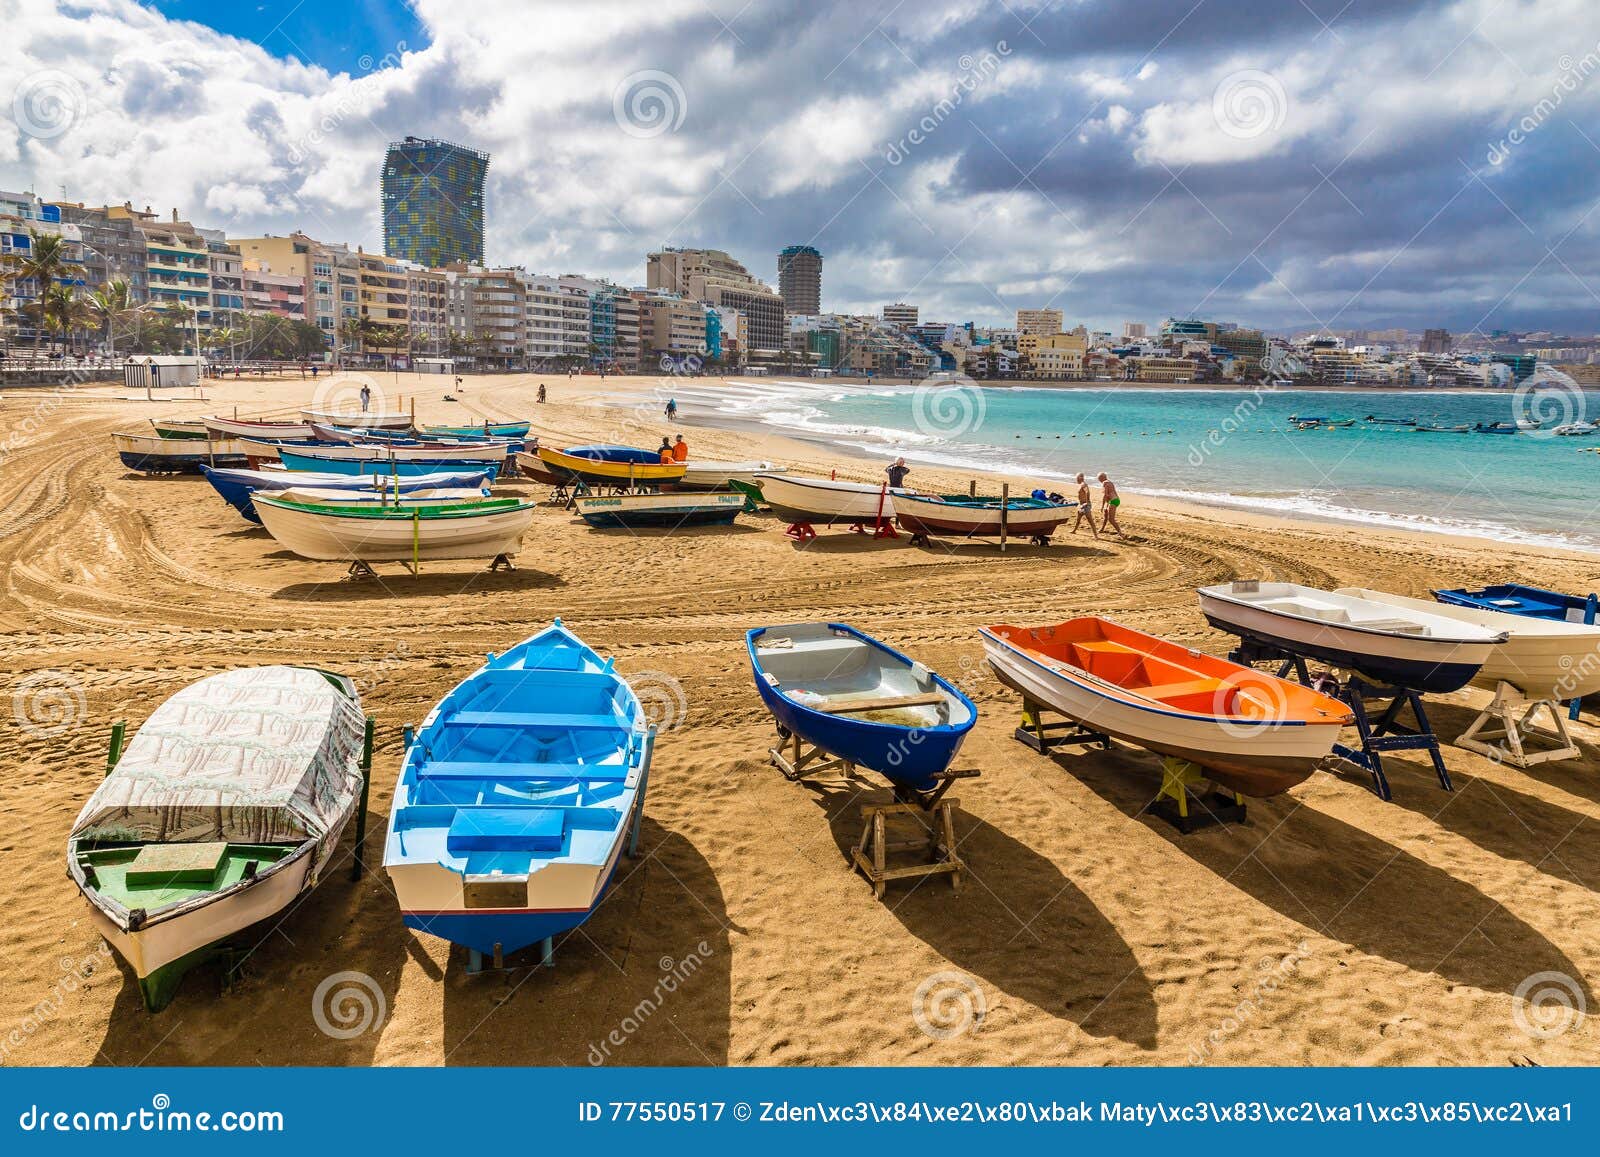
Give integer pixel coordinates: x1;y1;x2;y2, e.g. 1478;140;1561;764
381;136;490;268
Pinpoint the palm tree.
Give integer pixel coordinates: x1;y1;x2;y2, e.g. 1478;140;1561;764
90;278;135;360
3;229;83;356
338;317;364;366
41;284;91;355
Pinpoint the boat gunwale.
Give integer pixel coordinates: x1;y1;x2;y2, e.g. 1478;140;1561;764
1197;585;1508;647
253;495;532;520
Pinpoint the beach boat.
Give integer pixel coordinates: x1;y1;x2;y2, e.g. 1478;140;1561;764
254;496;534;563
1320;418;1357;428
203;416;317;440
281;439;513;464
1363;415;1415;426
300;407;413;430
278;450;503;480
419;420;531;439
1551;421;1599;436
1434;582;1597;624
1412;423;1472;434
575;491;745;529
512;451;567;487
1197;580;1505;693
677;460;786;490
1287;415;1325;424
536;445;686;489
894;492;1074;541
1473;422;1520;434
67;666;366;1010
1338;588;1600;701
112;431;247;473
150;418;209;440
383;621;652;964
753;473;906;528
199;464;494;524
563;444;663;465
747;622;976;795
980;618;1352;797
272;485;491;508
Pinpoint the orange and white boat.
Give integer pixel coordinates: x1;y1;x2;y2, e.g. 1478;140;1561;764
980;617;1353;796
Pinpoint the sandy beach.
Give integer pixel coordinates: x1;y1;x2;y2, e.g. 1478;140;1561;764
2;370;1597;1067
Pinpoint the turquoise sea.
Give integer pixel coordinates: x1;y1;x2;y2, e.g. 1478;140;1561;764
671;380;1600;554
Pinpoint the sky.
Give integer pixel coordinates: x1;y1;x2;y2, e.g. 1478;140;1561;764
3;0;1600;335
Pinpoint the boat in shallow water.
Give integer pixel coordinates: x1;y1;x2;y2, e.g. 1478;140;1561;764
747;622;976;795
384;621;653;961
1197;580;1505;693
67;666;366;1010
981;617;1352;797
254;496;534;562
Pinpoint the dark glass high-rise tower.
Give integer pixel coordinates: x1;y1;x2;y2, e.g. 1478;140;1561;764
381;136;490;268
777;244;822;315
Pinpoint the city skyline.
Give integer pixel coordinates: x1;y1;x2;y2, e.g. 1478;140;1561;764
4;2;1600;334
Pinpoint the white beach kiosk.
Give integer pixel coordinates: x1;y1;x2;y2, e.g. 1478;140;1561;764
124;355;204;392
414;357;456;375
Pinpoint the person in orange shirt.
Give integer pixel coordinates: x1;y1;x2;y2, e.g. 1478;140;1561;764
672;434;689;462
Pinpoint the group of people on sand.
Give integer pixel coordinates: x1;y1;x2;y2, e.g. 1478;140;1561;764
883;457;1123;537
658;434;689;464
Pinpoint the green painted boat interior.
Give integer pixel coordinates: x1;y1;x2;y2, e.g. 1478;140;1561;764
266;497;528;519
76;842;298;911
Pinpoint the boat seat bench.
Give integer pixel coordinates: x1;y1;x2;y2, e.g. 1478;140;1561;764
1139;678;1224;702
416;760;632;782
446;710;628;730
816;691;945;714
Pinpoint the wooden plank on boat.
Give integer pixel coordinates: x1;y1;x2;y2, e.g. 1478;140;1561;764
126;841;228;885
815;691;946;714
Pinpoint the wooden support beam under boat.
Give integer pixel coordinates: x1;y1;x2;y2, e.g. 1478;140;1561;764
852;798;964;899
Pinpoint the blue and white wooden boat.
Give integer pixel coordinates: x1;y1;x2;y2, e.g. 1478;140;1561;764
421;420;531;439
199;464;494;524
747;622;976;795
1434;583;1599;624
279;448;503;479
575;491;744;529
383;621;653;968
113;432;247;473
563;444;663;465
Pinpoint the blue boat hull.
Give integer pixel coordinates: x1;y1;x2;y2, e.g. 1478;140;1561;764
564;444;661;465
1434;584;1596;623
579;507;740;529
747;624;976;793
279;450;502;478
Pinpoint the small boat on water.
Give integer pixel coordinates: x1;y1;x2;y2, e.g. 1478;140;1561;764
199;464;494;524
300;407;412;430
1197;580;1505;693
1473;422;1520;434
747;622;976;795
1364;415;1416;426
980;617;1352;797
254;495;534;563
113;432;247;473
279;443;508;478
536;445;686;489
754;473;906;528
151;418;209;440
203;416;316;440
1412;423;1472;434
419;420;530;439
575;491;745;529
1339;588;1600;701
677;460;785;490
68;666;366;1010
1551;421;1599;437
894;493;1074;542
384;621;653;964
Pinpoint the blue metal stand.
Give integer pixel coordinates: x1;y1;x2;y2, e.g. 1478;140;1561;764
1225;640;1451;802
1569;592;1598;721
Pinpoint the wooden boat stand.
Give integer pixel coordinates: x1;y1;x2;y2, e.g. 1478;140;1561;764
1009;698;1245;833
1226;638;1451;802
767;727;974;895
1456;681;1579;768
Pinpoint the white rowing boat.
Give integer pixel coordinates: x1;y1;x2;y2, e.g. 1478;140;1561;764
678;460;786;490
254;495;535;562
754;473;907;527
300;407;413;430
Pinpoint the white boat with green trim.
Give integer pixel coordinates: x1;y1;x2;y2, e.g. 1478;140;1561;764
67;666;370;1011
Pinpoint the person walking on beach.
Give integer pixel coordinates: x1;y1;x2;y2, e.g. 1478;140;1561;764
886;457;911;489
1098;472;1124;536
359;382;371;413
1071;473;1098;537
672;434;689;462
537;383;546;403
665;398;678;420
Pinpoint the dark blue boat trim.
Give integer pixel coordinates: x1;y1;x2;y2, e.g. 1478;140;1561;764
1202;617;1481;694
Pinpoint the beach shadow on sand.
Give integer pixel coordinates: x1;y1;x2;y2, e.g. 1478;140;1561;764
94;819;407;1065
799;777;1159;1049
270;567;565;600
439;819;732;1066
1424;699;1600;808
1054;745;1593;1002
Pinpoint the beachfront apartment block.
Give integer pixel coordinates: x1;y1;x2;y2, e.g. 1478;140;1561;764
636;289;708;363
882;302;919;328
381;136;489;269
1016;308;1064;335
646;246;786;355
1;191;87;347
232;232;363;353
777;244;822;316
522;274;592;365
99;205;213;327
